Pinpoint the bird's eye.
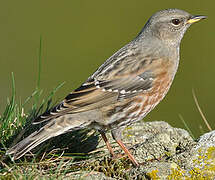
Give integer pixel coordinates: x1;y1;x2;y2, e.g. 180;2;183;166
171;19;181;26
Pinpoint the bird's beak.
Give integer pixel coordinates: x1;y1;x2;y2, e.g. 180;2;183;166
187;15;207;24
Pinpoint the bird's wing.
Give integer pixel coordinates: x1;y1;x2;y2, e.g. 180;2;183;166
33;67;154;124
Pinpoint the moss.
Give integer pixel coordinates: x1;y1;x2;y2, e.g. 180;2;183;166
84;156;132;179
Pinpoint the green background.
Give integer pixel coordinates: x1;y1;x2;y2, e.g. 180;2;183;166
0;1;213;137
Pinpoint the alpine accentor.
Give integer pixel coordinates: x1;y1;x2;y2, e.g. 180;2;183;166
7;9;206;166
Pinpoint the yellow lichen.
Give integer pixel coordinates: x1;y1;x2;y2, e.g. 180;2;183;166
168;147;215;178
146;169;159;179
206;147;215;160
188;146;215;178
168;166;185;179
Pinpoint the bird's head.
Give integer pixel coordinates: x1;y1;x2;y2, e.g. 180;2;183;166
142;9;206;46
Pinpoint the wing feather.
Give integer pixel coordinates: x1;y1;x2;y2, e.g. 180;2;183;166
33;55;158;124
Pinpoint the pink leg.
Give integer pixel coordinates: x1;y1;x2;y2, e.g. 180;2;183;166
100;131;115;157
115;139;139;167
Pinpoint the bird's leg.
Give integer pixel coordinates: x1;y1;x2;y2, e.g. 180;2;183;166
111;128;139;167
99;130;115;157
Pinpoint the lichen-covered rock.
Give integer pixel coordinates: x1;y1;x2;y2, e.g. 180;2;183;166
14;120;212;179
121;121;196;178
92;121;215;179
124;121;195;164
4;119;215;179
184;130;215;178
69;171;115;180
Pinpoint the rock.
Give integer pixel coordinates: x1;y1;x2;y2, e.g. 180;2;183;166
9;120;214;179
184;130;215;178
69;171;115;180
124;121;195;164
123;121;196;179
91;121;215;179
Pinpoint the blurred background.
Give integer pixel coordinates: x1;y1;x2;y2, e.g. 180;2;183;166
0;1;213;137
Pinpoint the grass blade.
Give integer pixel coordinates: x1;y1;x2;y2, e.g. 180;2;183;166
179;114;195;139
192;89;212;131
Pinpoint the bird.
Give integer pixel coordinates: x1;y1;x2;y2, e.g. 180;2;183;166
7;9;206;166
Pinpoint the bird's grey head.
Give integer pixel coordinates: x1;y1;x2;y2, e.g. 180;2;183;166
140;9;206;46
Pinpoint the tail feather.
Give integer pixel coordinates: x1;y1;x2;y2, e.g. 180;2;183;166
7;115;91;160
7;131;50;160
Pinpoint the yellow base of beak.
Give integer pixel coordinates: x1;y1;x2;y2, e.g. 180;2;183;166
187;15;207;24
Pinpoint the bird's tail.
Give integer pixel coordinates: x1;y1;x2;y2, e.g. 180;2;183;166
6;115;91;160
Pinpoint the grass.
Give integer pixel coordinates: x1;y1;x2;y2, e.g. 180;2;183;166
0;73;131;179
179;89;212;140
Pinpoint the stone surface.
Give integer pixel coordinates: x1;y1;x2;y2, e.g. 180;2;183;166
69;171;115;180
184;130;215;178
14;120;214;179
86;121;215;179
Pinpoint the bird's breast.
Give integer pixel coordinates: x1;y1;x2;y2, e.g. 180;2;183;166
133;58;176;121
106;58;176;129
